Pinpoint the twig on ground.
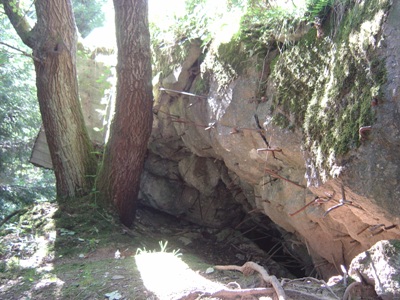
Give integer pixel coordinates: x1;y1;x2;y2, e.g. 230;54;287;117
206;287;275;298
215;261;287;300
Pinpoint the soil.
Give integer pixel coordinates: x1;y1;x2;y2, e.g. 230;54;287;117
0;200;349;299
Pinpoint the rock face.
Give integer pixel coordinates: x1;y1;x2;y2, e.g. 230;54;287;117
139;0;400;279
349;240;400;300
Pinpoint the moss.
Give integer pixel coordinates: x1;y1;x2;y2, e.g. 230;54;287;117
54;195;129;257
192;73;210;95
151;39;193;80
217;38;246;76
199;36;251;90
269;0;389;178
272;113;290;128
334;0;391;44
391;240;400;249
269;54;280;73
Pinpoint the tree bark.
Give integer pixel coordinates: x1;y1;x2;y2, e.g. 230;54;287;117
1;0;97;197
97;0;153;226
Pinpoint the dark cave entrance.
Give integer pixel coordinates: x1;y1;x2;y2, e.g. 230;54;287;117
237;215;313;278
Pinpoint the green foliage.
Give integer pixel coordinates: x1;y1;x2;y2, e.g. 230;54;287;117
306;0;335;19
150;0;245;78
0;16;56;219
136;240;182;257
239;0;335;55
72;0;107;38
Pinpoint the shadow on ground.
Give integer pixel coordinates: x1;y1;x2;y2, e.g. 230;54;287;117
0;198;349;299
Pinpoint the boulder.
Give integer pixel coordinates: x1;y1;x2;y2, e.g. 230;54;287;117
349;240;400;300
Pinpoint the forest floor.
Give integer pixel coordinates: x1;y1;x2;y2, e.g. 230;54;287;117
0;199;349;299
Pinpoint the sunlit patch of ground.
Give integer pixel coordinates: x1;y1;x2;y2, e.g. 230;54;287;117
136;251;224;299
0;201;350;299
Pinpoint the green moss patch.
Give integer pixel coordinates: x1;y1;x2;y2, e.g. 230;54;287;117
270;0;389;178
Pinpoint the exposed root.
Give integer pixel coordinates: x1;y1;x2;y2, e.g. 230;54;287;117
342;282;362;300
183;287;275;299
285;288;329;300
215;261;287;299
282;277;340;299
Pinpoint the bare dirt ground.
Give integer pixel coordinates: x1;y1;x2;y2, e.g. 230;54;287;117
0;200;353;299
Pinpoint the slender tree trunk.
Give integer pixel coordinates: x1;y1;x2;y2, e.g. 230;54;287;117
97;0;153;226
1;0;97;197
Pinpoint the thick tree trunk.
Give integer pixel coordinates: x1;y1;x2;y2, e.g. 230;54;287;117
33;0;96;197
97;0;153;226
1;0;96;197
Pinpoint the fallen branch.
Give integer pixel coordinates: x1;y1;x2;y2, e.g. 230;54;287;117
0;209;28;228
285;289;329;300
197;287;275;298
282;277;339;299
0;41;41;62
215;261;287;300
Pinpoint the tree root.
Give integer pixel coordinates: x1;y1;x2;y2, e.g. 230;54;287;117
214;261;287;300
281;277;340;299
342;282;362;300
191;287;275;299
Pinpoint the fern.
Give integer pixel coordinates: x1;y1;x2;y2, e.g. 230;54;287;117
306;0;335;19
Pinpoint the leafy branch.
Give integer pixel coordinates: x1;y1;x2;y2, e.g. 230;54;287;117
0;0;34;47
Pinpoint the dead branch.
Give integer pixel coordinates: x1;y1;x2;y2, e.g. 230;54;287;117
281;277;340;299
0;41;41;62
215;261;287;300
0;209;28;228
285;289;329;300
208;287;275;298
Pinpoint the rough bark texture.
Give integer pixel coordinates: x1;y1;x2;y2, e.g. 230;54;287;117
98;0;153;226
1;0;96;197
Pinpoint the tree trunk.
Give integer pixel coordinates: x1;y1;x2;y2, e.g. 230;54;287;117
1;0;97;197
97;0;153;226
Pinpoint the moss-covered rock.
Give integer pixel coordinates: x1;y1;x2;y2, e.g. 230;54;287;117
270;0;389;180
